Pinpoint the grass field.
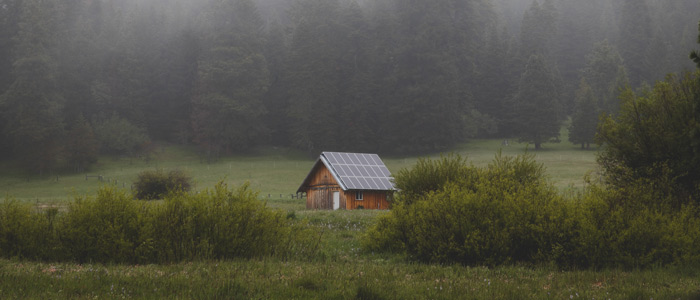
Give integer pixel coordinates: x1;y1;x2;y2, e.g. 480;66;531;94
0;132;598;203
0;209;699;299
5;137;694;299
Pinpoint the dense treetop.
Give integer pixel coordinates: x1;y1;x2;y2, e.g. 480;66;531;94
1;0;698;173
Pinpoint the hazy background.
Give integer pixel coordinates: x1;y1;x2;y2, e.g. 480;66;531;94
0;0;698;174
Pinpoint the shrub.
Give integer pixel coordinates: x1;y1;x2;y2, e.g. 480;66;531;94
363;153;562;266
59;187;143;263
596;71;700;205
0;183;319;264
133;169;192;200
0;200;57;260
392;153;477;205
364;152;700;268
138;182;319;263
556;182;700;269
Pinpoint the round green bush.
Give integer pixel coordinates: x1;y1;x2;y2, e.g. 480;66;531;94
133;169;192;200
363;153;562;266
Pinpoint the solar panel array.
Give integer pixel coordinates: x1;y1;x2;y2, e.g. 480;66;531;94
322;152;395;191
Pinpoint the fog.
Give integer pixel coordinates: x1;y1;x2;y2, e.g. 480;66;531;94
1;0;699;172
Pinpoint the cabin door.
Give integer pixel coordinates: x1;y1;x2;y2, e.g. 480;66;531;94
332;191;340;210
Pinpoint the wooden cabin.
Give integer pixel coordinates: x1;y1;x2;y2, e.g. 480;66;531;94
297;152;396;210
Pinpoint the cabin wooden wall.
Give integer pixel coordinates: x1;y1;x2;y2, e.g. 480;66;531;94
305;163;346;209
345;191;390;210
307;187;345;209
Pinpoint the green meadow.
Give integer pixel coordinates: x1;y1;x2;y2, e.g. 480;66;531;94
0;131;596;204
2;137;698;299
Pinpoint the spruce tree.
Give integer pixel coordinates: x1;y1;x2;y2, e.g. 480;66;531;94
383;0;465;153
568;79;599;149
520;0;557;59
0;0;64;174
191;0;270;157
618;0;655;86
0;0;21;157
691;21;700;68
335;1;378;152
0;0;20;93
582;40;628;116
512;55;562;150
285;0;346;154
65;116;98;172
262;21;291;146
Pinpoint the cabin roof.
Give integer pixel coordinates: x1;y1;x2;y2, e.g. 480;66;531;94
297;152;396;193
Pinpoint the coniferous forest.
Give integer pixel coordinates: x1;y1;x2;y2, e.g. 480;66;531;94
1;0;699;174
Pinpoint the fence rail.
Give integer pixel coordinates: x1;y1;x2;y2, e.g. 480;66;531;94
85;174;130;189
84;174;305;199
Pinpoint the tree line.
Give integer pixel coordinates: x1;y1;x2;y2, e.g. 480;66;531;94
1;0;698;174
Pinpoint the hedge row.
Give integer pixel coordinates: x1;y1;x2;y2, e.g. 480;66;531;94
0;183;319;264
363;153;700;269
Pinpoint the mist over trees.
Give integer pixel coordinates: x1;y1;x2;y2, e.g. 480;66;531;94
1;0;699;173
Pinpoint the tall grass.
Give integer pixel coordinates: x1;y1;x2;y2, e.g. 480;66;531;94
0;238;698;299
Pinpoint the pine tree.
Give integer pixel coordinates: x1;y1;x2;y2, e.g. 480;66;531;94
87;2;156;130
691;21;700;68
335;2;378;152
65;116;98;172
582;40;628;116
568;79;599;149
54;0;104;127
262;21;291;146
285;0;345;154
147;28;200;143
512;54;562;150
618;0;655;86
0;0;20;93
0;0;64;174
552;0;606;115
382;0;466;153
474;23;518;136
191;0;270;157
520;0;557;59
0;0;22;157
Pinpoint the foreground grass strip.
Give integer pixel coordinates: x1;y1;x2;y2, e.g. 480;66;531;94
1;259;699;299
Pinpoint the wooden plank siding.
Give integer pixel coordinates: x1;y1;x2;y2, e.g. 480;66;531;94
307;186;345;209
305;163;346;209
345;191;391;210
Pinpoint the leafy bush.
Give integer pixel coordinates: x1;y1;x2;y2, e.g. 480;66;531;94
133;169;192;200
364;153;562;266
137;182;319;263
596;71;700;205
392;153;477;205
363;153;700;269
59;187;142;263
0;183;318;264
555;182;700;269
0;200;57;260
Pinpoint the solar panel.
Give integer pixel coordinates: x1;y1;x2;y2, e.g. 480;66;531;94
359;154;371;165
321;151;396;191
335;165;345;176
328;152;339;164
